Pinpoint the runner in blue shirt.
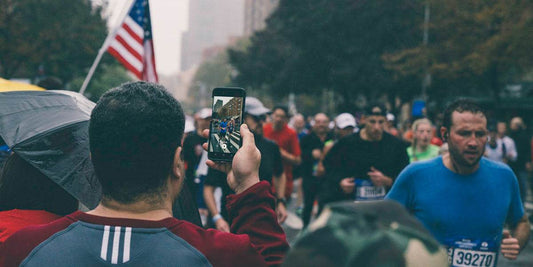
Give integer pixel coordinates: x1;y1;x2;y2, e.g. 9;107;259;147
386;99;530;266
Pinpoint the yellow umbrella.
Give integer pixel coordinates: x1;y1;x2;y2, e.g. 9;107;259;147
0;78;46;92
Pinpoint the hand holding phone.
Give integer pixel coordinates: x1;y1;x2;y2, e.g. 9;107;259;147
207;87;246;162
204;124;261;194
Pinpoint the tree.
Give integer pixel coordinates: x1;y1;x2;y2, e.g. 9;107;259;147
229;0;423;112
383;0;533;100
0;0;108;84
69;55;133;102
188;39;250;109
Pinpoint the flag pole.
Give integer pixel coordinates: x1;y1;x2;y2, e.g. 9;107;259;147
79;1;132;95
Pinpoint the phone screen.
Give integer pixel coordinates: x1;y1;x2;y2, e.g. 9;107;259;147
208;88;245;161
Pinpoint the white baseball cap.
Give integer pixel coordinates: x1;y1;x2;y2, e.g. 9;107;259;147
196;108;212;119
335;113;356;129
245;97;270;116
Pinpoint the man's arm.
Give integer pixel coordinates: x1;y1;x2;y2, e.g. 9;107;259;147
274;173;286;200
272;143;287;223
279;148;301;165
322;140;352;201
205;124;289;266
505;137;518;162
280;131;301;165
368;167;393;188
273;173;287;223
203;184;230;232
501;214;530;260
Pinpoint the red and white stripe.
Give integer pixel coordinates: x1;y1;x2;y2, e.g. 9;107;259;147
107;11;158;82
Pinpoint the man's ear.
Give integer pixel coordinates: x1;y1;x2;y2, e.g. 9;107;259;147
171;146;183;180
440;127;448;142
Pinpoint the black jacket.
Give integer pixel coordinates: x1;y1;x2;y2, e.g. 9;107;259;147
322;131;409;203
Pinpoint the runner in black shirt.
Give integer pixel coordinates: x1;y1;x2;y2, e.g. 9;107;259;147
323;103;409;203
299;113;333;227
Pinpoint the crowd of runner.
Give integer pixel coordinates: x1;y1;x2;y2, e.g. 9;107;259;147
0;81;532;266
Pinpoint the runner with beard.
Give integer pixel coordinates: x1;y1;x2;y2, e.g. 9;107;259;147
203;97;287;232
387;99;530;266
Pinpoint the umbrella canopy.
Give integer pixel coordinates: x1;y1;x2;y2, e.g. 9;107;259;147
0;90;101;208
0;78;46;92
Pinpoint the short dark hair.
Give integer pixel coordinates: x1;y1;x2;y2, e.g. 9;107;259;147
89;82;185;204
442;99;486;130
272;105;289;117
0;153;78;216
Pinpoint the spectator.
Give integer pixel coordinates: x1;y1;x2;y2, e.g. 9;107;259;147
1;82;288;266
203;96;287;234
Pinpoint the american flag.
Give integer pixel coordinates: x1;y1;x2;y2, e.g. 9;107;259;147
107;0;158;82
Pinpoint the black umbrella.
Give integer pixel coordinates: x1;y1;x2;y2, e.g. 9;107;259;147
0;90;203;226
0;90;101;208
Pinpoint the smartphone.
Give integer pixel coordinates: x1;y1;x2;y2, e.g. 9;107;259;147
208;87;246;162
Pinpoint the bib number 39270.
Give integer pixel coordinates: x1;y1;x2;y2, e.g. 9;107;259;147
451;248;495;267
445;238;498;267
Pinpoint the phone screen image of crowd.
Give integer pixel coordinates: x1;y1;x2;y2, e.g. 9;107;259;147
209;96;243;154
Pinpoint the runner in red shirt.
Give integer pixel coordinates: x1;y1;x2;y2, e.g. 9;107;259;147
264;105;302;201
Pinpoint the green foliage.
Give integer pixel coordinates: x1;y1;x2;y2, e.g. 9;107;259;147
193;52;234;89
229;0;423;111
0;0;108;83
69;56;133;102
384;0;533;99
189;38;251;106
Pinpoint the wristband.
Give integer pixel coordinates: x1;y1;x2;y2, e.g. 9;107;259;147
277;197;287;206
212;214;223;223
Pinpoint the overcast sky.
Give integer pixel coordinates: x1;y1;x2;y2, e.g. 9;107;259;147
100;0;189;75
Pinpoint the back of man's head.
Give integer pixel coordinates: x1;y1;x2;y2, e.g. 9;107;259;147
89;82;185;204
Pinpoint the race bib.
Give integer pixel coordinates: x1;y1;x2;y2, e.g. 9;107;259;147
444;238;498;267
354;178;386;201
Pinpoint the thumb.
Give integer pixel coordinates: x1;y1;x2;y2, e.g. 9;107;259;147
240;124;255;148
502;230;511;239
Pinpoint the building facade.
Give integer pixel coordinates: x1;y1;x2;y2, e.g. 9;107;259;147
180;0;244;72
244;0;279;36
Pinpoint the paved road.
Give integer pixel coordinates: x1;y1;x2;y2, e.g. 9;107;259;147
209;132;241;153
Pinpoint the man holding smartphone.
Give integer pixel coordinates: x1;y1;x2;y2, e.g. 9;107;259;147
1;82;289;267
204;97;288;229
